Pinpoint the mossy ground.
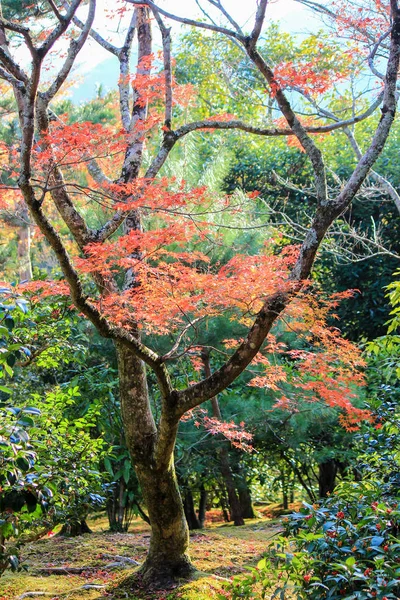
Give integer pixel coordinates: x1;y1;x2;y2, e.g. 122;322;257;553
0;504;294;600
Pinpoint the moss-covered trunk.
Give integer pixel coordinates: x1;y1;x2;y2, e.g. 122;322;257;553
116;342;194;587
136;461;193;584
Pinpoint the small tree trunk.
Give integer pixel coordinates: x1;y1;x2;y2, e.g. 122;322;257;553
218;451;245;525
219;491;230;522
290;489;295;503
183;488;201;530
107;479;128;533
283;491;289;510
318;460;338;498
198;485;207;528
201;350;244;526
238;482;255;519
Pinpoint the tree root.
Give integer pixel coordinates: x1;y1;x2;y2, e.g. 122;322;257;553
17;584;106;598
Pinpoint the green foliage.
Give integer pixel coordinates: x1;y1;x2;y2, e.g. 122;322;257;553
0;403;42;574
0;289;107;573
227;484;400;600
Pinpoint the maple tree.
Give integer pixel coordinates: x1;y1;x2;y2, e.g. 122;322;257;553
0;0;399;588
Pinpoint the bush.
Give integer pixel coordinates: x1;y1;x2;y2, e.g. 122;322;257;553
225;396;400;600
226;482;400;599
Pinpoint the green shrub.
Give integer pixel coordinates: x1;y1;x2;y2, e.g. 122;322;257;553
226;482;400;599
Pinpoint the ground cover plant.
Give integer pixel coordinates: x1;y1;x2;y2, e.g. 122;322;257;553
0;511;282;600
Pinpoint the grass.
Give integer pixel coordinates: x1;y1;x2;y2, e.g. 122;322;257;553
0;505;290;600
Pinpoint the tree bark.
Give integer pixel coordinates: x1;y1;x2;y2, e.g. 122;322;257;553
201;350;244;526
198;485;207;528
318;459;338;498
183;488;201;530
238;482;255;519
16;203;32;282
116;342;194;586
135;461;194;585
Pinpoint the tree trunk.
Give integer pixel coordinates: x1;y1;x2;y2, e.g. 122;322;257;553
116;343;194;587
107;478;129;532
17;224;32;282
135;461;194;585
238;481;255;519
218;451;245;525
198;485;207;528
183;488;201;530
318;460;338;498
201;350;244;526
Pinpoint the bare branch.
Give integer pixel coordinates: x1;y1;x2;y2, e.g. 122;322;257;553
205;0;244;35
43;0;96;102
368;29;391;80
173;96;383;138
0;18;37;58
47;0;64;22
0;28;28;84
0;65;24;87
161;318;202;361
62;0;119;55
38;0;82;58
244;44;327;205
344;126;400;216
126;0;244;41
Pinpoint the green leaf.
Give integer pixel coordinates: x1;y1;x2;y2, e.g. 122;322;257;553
370;536;384;546
257;558;267;570
345;556;356;567
104;457;114;477
123;460;131;485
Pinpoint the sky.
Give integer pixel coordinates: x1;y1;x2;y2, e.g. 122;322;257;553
68;0;316;102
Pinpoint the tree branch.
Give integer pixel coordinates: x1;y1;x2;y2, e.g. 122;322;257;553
62;0;120;55
248;0;268;49
42;0;96;102
173;4;400;415
126;0;244;40
38;0;82;58
205;0;244;35
343;126;400;216
118;10;137;130
0;18;37;58
0;65;24;87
